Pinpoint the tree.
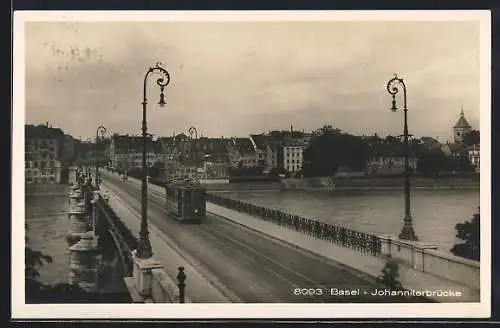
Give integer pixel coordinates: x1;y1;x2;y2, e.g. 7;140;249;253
377;258;403;290
450;156;475;173
462;130;480;147
302;127;370;177
450;211;480;261
415;148;452;176
25;224;53;294
26;224;86;302
25;244;53;296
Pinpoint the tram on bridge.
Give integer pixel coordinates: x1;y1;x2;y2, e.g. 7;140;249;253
165;179;207;223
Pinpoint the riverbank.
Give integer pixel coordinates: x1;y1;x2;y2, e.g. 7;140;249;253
201;176;479;192
283;176;479;191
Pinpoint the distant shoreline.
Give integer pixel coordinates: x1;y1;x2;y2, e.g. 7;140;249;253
279;176;479;192
204;176;480;192
318;185;479;192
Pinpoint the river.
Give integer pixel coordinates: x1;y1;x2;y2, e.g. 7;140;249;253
25;185;71;285
219;188;480;254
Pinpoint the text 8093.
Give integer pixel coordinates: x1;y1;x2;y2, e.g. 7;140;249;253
293;288;324;296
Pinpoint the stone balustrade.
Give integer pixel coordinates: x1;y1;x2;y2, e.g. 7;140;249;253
124;250;190;303
379;235;480;290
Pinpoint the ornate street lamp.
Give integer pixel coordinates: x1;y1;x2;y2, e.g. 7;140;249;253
188;126;198;182
386;74;418;241
136;62;171;259
95;125;106;190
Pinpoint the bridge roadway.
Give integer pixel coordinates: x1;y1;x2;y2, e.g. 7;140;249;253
102;173;388;303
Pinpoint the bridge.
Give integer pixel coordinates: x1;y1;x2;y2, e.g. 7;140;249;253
66;167;480;303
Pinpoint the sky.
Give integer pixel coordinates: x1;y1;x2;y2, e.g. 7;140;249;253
23;16;481;141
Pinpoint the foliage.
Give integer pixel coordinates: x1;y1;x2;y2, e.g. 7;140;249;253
450;211;480;261
415;148;451;176
25;224;87;302
450;156;476;173
25;223;52;290
302;125;370;177
461;130;480;147
376;258;403;290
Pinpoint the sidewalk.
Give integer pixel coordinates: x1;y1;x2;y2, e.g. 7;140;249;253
107;173;480;302
99;182;232;303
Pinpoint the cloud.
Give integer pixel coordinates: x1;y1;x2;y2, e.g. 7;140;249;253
23;19;480;140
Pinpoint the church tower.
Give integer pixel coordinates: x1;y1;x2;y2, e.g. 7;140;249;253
453;108;472;143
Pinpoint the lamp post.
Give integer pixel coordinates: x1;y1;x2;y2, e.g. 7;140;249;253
386;74;418;241
95;126;106;190
188;126;198;182
136;62;171;259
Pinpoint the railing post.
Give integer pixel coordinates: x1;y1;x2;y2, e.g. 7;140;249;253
91;191;100;235
177;266;186;303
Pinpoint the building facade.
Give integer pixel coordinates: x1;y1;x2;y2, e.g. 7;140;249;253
468;144;480;173
366;156;418;176
108;134;163;172
283;141;304;174
25;124;65;184
228;137;258;168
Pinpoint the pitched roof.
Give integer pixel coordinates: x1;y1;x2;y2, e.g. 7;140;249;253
420;137;441;148
249;134;269;149
231;137;255;154
443;142;467;154
25;124;65;139
197;137;230;154
454;110;472;129
111;134;155;152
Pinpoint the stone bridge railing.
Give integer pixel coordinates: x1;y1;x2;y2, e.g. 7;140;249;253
67;171;189;303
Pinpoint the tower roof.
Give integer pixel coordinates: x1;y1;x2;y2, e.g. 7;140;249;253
453;109;472;129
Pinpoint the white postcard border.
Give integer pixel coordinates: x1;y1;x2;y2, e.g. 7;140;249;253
12;10;492;319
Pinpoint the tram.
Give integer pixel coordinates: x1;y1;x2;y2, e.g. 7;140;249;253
165;179;207;223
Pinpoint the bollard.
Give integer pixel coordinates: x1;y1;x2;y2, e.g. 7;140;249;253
177;266;186;303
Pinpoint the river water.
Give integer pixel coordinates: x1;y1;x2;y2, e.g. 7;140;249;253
25;185;71;285
219;188;480;254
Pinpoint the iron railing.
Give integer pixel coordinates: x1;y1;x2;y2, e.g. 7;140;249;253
205;193;382;256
